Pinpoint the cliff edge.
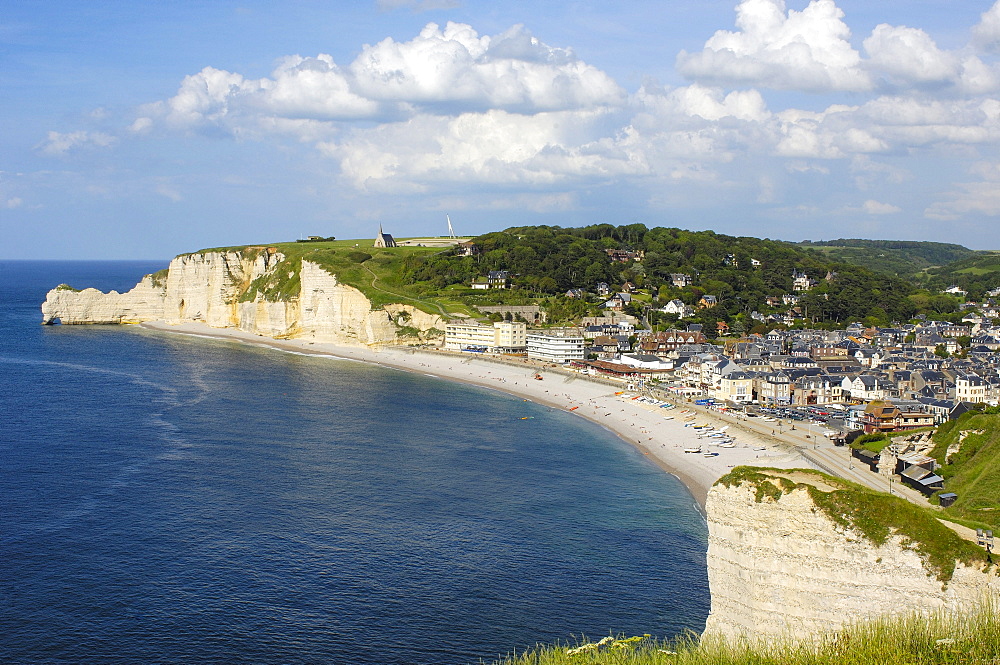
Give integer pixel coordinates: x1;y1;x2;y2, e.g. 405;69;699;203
41;248;443;347
702;466;999;643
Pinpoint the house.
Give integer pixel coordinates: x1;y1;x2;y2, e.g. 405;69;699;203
943;285;967;296
456;241;481;257
842;374;899;402
605;248;644;263
565;288;586;299
718;371;754;403
374;225;397;248
488;270;511;288
595;282;611;297
792;270;815;291
604;293;632;311
955;372;989;403
661;299;688;316
670;273;694;288
861;401;934;434
698;295;718;309
757;371;792;405
792;373;841;405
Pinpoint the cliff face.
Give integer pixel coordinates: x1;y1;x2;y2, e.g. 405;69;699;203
41;250;442;347
703;468;1000;642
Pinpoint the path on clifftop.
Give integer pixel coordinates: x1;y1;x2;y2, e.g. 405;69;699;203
359;262;449;317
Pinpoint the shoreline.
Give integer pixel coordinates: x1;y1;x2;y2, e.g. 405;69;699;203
138;321;813;508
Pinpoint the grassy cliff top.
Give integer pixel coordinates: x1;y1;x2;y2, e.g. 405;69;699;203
716;466;992;582
179;239;477;316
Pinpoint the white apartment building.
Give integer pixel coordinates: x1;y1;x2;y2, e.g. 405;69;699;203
526;330;585;363
955;373;989;403
445;321;527;353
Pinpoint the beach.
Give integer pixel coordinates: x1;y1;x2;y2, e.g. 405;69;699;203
140;321;812;507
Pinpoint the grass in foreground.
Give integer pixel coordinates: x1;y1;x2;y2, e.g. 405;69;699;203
492;602;999;665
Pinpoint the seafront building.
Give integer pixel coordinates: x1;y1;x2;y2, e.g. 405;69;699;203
444;321;527;353
526;330;586;363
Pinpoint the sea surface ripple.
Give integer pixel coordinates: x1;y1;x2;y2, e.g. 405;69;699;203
0;261;709;664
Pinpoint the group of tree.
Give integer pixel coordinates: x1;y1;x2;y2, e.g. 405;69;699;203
400;224;979;328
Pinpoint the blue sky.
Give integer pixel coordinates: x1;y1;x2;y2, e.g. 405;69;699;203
5;0;1000;259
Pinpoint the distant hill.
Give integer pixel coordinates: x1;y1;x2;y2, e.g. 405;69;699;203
922;251;1000;298
797;239;976;278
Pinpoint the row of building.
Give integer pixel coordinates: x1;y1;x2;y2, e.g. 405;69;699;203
443;315;1000;433
443;320;585;364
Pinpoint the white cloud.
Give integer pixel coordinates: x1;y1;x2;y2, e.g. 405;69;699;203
863;24;959;85
972;1;1000;53
861;199;901;214
37;130;117;155
324;108;640;191
4;197;23;209
148;22;624;138
129;117;153;134
348;22;624;112
925;161;1000;220
676;0;871;92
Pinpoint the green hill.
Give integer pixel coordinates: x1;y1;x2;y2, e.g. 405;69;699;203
798;239;976;279
182;225;983;332
922;251;1000;298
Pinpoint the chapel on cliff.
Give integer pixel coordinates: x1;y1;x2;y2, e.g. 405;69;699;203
374;225;397;248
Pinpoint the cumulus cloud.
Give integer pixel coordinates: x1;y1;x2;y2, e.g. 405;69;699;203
5;197;23;209
863;24;959;86
146;21;624;135
677;0;1000;95
676;0;871;92
37;130;117;155
323;108;642;191
972;1;1000;53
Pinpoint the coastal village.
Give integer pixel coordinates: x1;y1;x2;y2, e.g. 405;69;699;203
431;232;1000;512
37;226;1000;648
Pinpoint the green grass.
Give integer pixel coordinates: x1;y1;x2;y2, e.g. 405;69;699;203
955;265;1000;275
183;239;456;315
716;467;992;582
492;602;1000;665
149;268;169;289
927;414;1000;531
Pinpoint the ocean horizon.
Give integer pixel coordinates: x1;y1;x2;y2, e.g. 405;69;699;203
1;260;709;664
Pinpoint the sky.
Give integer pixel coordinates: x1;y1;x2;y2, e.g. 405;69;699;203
5;1;1000;259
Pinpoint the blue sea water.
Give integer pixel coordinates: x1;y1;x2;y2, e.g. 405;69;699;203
0;260;708;664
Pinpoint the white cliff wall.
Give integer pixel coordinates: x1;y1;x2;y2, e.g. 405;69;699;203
702;476;1000;643
40;275;167;324
42;250;443;347
162;250;282;328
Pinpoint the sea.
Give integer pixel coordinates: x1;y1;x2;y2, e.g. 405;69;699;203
0;260;709;665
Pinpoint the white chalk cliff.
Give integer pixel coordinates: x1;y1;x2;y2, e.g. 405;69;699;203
702;468;1000;642
41;249;443;347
